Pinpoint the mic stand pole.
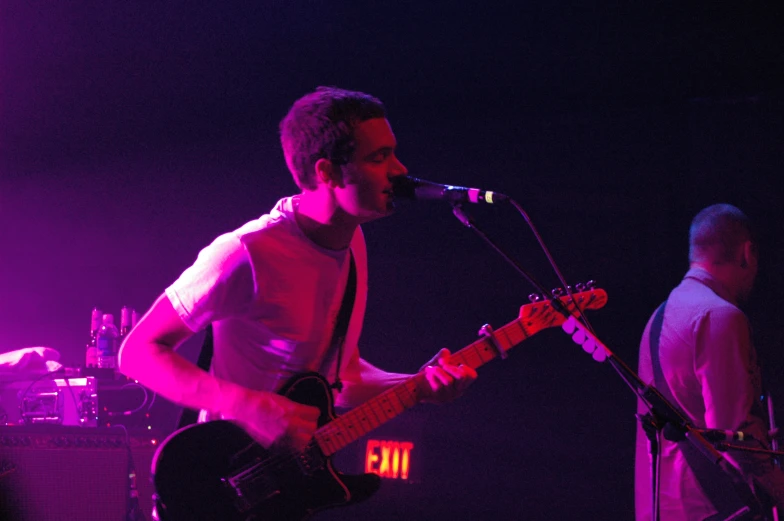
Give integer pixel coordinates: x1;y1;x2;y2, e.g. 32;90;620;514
451;204;555;305
450;203;767;521
769;390;781;521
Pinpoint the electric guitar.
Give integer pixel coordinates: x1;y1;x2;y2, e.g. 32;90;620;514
151;287;608;520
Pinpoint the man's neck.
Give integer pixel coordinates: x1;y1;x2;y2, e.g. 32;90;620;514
294;191;358;251
689;262;741;305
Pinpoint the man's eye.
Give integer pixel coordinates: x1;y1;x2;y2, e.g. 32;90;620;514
368;150;392;163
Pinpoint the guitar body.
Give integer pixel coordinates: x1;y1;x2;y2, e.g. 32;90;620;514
152;373;381;521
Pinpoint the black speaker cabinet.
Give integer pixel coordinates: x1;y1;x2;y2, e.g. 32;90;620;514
0;425;158;521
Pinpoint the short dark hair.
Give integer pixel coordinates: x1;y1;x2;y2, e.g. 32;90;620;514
689;203;755;264
279;86;386;191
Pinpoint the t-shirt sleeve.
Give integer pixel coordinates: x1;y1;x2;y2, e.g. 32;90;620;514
165;233;254;332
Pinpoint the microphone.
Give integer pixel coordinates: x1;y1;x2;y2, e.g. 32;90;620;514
695;428;754;442
391;176;509;205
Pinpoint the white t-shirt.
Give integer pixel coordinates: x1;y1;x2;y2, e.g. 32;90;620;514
165;196;368;418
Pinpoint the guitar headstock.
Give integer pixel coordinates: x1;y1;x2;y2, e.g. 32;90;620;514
517;283;608;336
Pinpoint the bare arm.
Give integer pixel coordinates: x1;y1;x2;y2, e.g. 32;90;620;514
117;293;318;448
336;349;477;409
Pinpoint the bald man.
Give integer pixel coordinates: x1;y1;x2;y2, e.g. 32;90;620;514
635;203;784;521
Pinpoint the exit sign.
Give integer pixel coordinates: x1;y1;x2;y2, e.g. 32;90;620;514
364;439;415;480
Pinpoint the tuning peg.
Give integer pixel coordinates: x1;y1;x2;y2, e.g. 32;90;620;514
575;282;586;292
528;293;542;302
585;280;596;290
551;287;564;298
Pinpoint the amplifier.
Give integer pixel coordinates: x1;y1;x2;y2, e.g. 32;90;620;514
0;424;159;521
0;377;98;427
0;377;154;429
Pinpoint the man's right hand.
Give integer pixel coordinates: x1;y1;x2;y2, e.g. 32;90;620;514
233;389;320;451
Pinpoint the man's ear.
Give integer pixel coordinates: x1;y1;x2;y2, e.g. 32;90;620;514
743;241;759;268
314;158;340;187
741;240;757;269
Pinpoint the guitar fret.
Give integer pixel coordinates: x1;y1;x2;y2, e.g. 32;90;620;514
496;325;517;350
316;429;338;455
361;407;381;429
514;320;531;344
451;339;497;371
370;400;392;421
472;341;497;364
358;413;375;431
449;349;472;367
343;418;363;441
383;396;400;417
365;402;385;426
400;378;421;406
349;412;371;437
344;409;370;437
332;428;349;450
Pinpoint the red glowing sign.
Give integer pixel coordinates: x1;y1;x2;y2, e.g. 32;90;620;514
364;439;415;480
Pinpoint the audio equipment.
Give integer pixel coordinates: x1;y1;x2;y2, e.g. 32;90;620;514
0;424;159;521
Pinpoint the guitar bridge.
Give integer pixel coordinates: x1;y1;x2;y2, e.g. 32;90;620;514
296;441;326;476
223;466;281;513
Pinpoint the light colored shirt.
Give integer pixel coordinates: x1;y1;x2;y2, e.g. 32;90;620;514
635;267;770;521
166;196;369;417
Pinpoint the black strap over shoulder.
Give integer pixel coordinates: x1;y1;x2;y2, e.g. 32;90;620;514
327;250;357;393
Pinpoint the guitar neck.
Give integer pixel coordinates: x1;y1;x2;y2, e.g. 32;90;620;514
315;315;533;456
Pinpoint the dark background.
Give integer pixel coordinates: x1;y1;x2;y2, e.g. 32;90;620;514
1;2;783;519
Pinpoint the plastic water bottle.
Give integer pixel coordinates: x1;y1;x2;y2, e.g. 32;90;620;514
85;307;102;368
120;306;133;340
96;313;119;369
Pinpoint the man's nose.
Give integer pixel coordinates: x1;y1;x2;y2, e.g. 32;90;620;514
389;156;408;176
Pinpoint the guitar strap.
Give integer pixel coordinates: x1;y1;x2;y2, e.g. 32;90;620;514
649;301;760;520
325;249;357;393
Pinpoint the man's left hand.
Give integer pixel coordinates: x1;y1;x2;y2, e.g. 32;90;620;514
419;348;477;403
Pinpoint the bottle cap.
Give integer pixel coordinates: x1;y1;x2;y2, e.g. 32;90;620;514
90;308;103;330
121;306;132;327
102;313;115;324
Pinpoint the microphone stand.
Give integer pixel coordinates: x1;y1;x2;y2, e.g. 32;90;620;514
450;201;775;521
768;390;781;521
